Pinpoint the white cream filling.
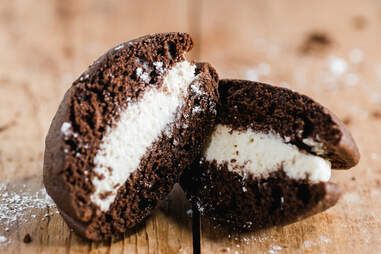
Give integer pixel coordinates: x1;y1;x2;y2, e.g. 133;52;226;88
204;125;331;182
90;61;196;211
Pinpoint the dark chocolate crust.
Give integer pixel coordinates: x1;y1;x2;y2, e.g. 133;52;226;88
181;160;341;231
43;33;219;240
218;79;360;169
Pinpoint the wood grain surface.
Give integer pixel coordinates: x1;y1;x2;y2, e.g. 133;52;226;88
0;0;380;253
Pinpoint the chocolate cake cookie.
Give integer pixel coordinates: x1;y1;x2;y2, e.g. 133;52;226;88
43;33;219;240
181;79;360;231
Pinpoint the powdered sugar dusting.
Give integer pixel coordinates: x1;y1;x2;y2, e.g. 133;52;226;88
192;106;202;114
60;122;72;136
268;245;282;254
190;83;204;95
349;48;364;64
114;44;124;51
328;56;348;76
343;192;361;204
136;67;151;83
302;235;332;249
0;181;55;236
0;235;8;245
245;63;271;81
153;61;164;74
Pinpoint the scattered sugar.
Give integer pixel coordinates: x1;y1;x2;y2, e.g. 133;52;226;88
370;153;379;160
136;67;151;83
60;122;72;136
0;235;7;245
268;245;282;254
319;235;332;244
303;235;331;249
348;105;369;120
345;73;359;87
153;62;164;74
343;192;361;204
114;44;124;51
79;73;90;82
370;94;381;104
349;48;364;64
195;202;205;213
245;63;271;81
192;106;202;114
190;83;204;95
303;240;314;248
328;56;347;76
0;182;55;231
186;209;193;217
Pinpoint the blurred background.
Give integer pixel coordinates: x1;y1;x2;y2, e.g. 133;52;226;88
0;0;380;253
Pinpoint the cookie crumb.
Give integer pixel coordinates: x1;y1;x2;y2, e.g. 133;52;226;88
371;111;381;119
300;32;332;54
343;116;352;125
352;16;367;30
23;233;32;244
220;247;230;252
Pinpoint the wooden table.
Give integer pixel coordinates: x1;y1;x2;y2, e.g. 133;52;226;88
1;0;380;253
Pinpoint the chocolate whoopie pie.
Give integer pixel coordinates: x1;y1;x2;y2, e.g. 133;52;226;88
43;33;219;240
181;79;360;231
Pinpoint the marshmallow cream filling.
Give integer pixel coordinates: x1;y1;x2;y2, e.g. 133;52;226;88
90;61;196;211
205;125;331;182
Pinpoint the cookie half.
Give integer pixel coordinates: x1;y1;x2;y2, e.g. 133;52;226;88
181;79;359;231
43;33;219;240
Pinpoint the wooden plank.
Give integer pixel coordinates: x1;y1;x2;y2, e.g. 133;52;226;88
198;0;381;253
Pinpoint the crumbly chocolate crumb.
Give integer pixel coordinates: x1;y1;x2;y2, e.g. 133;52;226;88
23;234;32;243
300;32;332;54
352;16;367;30
99;191;113;200
343;116;352;125
371;111;381;119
